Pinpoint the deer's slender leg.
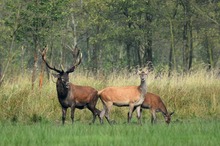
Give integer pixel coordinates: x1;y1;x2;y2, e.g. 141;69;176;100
70;105;76;124
100;100;107;124
136;106;142;125
95;108;102;123
62;107;67;125
88;95;101;124
87;105;97;124
105;102;113;124
151;110;157;124
128;106;137;123
128;103;135;123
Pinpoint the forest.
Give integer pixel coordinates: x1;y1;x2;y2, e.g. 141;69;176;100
0;0;220;86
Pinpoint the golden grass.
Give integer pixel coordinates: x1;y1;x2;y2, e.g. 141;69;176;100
0;69;219;123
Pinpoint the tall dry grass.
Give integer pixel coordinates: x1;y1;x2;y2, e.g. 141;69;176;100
0;69;219;123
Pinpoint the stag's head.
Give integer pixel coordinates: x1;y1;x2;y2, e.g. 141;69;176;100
41;46;82;89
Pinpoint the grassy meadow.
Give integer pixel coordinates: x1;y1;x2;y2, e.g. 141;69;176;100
0;69;220;145
0;120;219;146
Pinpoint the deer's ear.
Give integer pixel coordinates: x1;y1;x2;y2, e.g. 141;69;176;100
170;112;175;116
52;73;60;78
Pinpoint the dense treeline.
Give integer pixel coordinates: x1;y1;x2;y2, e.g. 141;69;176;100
0;0;219;86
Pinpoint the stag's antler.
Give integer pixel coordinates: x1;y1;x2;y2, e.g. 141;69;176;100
66;48;82;73
41;47;63;73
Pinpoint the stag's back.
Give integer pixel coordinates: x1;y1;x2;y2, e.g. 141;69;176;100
69;83;98;103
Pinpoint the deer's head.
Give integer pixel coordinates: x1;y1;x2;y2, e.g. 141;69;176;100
138;70;148;82
163;111;174;124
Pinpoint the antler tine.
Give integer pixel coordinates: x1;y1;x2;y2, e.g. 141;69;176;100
74;51;82;67
71;45;81;67
66;45;73;52
66;49;82;74
60;64;64;72
41;47;62;73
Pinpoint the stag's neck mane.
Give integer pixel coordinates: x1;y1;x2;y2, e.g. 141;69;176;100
56;81;69;99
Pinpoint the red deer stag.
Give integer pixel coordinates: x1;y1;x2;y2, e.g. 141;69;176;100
98;70;148;124
131;92;174;124
41;47;101;125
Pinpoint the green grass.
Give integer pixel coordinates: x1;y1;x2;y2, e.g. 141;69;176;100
0;120;219;146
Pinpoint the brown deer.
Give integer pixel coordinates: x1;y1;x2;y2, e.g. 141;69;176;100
132;92;174;124
41;47;101;125
98;70;148;124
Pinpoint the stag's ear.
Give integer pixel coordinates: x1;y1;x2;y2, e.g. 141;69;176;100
52;73;60;78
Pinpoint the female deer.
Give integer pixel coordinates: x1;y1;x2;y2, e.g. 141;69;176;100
98;71;148;124
132;92;174;124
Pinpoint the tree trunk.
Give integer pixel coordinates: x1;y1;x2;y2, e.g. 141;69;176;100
182;0;190;72
137;43;142;68
168;19;175;76
92;26;100;73
204;33;213;70
0;64;2;86
168;1;178;75
21;46;25;77
71;14;77;47
144;13;153;70
126;42;131;70
39;56;44;89
32;49;38;90
188;17;193;70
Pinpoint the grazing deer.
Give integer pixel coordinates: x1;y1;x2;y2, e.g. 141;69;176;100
41;47;101;125
132;92;174;124
98;70;148;124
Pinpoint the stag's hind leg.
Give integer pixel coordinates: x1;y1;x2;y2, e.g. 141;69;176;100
70;105;76;124
88;94;102;124
87;105;101;124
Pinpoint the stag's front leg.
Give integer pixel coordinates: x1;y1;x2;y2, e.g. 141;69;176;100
62;107;67;125
71;105;76;124
128;103;135;123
